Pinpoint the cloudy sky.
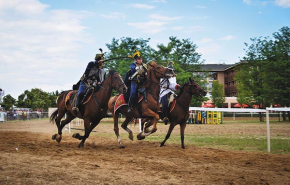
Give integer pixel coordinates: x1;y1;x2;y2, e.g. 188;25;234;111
0;0;289;99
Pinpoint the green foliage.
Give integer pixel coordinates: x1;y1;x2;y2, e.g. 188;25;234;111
105;36;205;105
236;26;290;109
211;80;225;107
16;88;58;111
2;94;16;110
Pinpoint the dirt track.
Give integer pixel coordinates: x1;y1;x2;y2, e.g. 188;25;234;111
1;120;290;185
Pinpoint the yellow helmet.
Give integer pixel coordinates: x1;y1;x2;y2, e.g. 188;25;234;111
132;49;142;60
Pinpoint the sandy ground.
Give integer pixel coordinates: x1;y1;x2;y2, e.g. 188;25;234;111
1;119;290;185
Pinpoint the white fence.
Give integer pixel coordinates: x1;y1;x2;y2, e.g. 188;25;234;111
189;107;290;153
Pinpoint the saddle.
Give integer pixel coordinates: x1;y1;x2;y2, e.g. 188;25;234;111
114;94;144;114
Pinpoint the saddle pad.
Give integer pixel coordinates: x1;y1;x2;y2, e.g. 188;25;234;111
114;94;144;114
65;91;74;110
169;99;177;113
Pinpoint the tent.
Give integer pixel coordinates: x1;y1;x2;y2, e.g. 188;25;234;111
234;103;249;108
202;103;215;108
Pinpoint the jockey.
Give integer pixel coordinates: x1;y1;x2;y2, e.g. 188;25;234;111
127;49;147;112
72;53;106;114
159;61;180;124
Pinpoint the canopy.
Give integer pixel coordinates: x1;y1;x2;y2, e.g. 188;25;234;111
234;103;249;108
202;103;215;108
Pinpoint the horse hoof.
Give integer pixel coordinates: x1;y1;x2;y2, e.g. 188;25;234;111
129;133;134;141
160;142;165;147
119;145;125;148
56;135;62;143
78;143;84;148
137;133;145;140
52;134;57;140
72;133;80;139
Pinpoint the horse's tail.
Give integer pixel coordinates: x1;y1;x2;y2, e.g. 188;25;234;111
50;108;58;123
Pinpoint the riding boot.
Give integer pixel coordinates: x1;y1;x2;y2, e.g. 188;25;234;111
72;96;80;114
163;112;169;125
128;98;133;113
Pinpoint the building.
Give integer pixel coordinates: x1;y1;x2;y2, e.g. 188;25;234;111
195;63;241;108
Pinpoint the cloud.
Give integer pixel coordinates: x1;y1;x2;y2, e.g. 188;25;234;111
100;12;126;20
183;26;204;33
198;38;214;44
0;0;49;14
196;43;222;55
149;14;182;21
0;0;94;97
129;4;155;10
219;35;236;41
275;0;290;7
127;21;169;34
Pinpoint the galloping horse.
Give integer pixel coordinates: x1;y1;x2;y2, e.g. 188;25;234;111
50;70;127;148
108;61;175;147
141;78;206;149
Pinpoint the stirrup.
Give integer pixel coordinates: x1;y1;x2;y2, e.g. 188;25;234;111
127;107;132;113
72;107;79;114
163;117;169;125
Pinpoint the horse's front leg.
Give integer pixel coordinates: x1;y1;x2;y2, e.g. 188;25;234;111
72;118;91;148
113;112;125;148
121;117;134;141
138;110;159;138
160;121;176;147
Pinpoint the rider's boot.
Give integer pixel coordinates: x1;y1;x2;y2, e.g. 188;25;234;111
127;98;133;113
72;96;79;115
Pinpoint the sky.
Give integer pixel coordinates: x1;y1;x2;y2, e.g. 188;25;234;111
0;0;289;99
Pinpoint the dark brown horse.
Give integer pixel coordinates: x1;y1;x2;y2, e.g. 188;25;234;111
141;78;206;149
50;70;127;148
108;61;175;147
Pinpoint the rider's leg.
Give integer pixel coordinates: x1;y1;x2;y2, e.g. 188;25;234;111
161;95;169;125
128;82;137;113
73;81;85;114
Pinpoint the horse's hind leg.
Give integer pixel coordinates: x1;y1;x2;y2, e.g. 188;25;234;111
121;117;134;141
160;121;176;147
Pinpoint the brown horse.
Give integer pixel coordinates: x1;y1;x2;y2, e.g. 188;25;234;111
108;61;175;147
141;78;206;149
50;70;127;148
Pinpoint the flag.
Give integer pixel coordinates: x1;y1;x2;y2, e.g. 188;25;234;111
23;94;27;102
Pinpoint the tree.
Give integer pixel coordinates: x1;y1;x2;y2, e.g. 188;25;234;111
236;26;290;121
16;88;58;111
211;80;225;108
2;94;16;110
105;36;206;106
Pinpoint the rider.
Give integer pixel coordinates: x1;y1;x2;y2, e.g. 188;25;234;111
159;61;180;124
127;49;147;112
72;53;106;114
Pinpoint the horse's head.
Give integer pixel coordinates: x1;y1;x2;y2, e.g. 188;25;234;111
109;70;127;94
182;78;206;97
148;61;175;79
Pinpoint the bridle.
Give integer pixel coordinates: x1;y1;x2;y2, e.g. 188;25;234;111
98;71;125;93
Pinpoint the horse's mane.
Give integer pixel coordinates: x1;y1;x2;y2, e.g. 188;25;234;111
177;81;190;98
108;69;117;75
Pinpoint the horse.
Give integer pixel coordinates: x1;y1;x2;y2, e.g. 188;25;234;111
140;78;206;149
108;61;175;147
50;70;127;148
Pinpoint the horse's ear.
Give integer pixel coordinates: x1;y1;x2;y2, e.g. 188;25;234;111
149;61;156;67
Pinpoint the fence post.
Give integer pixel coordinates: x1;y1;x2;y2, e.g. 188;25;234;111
266;109;271;153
